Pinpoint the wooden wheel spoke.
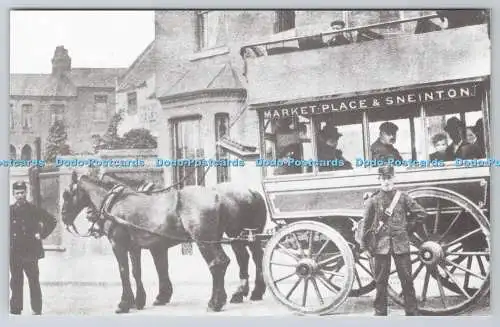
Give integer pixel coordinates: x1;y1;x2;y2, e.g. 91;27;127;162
434;199;441;234
302;277;309;306
464;257;473;290
357;261;373;276
285;277;302;300
446;251;490;256
412;263;424;280
354;268;362;288
443;228;482;248
277;243;300;262
317;253;342;267
317;273;340;294
320;268;345;279
271;261;297;267
421;269;430;303
422;222;430;239
311;278;324;305
434;270;448;308
440;264;473;299
292;232;305;257
314;239;331;259
438;209;464;242
274;271;297;284
477;256;487;276
413;232;424;244
445;259;486;280
308;231;314;257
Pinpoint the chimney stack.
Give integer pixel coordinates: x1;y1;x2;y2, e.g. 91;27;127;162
51;46;71;76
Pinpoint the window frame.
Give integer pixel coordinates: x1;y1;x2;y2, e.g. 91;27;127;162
94;94;109;122
170;115;205;188
127;92;138;115
259;82;488;178
49;103;65;125
196;10;228;51
21;103;34;130
214;112;230;183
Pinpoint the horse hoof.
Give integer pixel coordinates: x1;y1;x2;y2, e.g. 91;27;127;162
230;293;244;304
250;292;264;301
115;307;130;314
153;299;168;306
207;305;223;312
136;304;145;310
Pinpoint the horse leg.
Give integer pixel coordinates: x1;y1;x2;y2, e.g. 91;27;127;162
129;246;146;310
249;242;266;301
197;243;230;312
112;245;135;314
150;245;173;306
229;242;250;304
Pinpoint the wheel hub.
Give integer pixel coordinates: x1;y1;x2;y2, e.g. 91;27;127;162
296;258;318;278
419;241;444;266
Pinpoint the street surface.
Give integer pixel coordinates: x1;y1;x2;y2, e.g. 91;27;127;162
10;246;490;316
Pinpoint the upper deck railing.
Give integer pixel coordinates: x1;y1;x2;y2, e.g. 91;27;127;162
241;13;444;55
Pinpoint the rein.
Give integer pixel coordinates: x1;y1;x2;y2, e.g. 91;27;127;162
81;184;245;244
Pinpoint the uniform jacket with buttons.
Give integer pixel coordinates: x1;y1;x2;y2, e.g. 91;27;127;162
362;189;427;254
10;201;57;261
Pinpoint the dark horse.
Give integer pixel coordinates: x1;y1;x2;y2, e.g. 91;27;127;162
99;172;267;304
61;171;231;313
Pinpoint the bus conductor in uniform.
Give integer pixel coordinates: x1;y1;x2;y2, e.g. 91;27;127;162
10;181;57;315
361;166;427;316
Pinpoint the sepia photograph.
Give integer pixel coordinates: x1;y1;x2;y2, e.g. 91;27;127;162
8;9;490;316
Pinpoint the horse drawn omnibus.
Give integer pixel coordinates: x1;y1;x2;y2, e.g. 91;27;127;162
241;14;491;316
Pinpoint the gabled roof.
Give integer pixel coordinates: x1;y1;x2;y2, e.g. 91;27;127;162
10;68;126;97
158;62;245;99
117;41;156;92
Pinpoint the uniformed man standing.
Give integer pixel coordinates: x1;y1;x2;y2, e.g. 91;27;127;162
361;166;427;316
10;181;57;315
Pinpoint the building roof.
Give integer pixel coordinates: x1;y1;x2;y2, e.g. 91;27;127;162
158;62;245;99
117;41;156;92
10;68;126;97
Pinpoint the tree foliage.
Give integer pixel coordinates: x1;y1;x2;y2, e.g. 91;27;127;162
45;120;71;162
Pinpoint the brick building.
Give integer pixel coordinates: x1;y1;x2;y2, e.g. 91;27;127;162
9;46;126;160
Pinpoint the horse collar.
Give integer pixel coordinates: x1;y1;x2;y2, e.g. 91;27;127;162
99;185;126;220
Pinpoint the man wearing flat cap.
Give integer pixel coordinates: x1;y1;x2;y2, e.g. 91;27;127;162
10;181;57;315
317;123;352;171
370;121;403;162
443;117;482;160
327;20;351;47
361;166;427;316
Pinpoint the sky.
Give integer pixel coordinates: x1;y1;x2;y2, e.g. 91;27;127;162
10;10;155;74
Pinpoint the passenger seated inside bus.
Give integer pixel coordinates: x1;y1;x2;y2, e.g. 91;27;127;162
429;133;450;161
274;117;303;175
316;123;352;171
370;121;403;161
443;117;482;160
472;118;485;157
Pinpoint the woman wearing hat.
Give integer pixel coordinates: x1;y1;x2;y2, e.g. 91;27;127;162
443;117;482;160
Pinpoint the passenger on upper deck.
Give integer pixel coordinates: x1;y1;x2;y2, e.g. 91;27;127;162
443;117;482;160
370;122;403;162
317;124;352;171
327;20;352;47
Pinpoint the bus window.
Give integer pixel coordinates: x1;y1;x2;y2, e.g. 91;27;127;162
367;104;423;162
262;115;313;176
424;97;485;162
313;111;363;173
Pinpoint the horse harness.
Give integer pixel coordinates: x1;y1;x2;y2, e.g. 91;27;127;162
86;184;247;244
